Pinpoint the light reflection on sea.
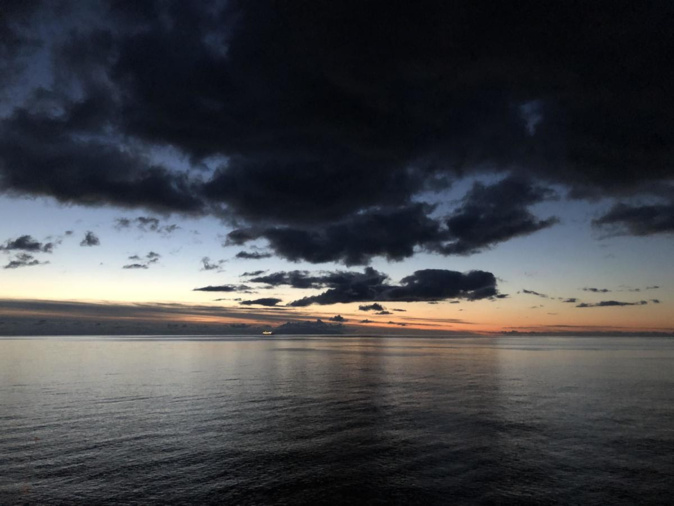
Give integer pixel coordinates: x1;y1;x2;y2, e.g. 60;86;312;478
1;336;673;504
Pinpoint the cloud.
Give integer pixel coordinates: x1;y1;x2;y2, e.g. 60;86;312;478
0;101;204;213
376;310;392;315
576;300;649;308
227;178;557;264
434;177;559;255
329;315;346;322
123;251;160;269
562;298;578;303
115;217;180;234
200;256;226;271
3;253;48;269
228;203;445;265
0;235;53;253
241;270;266;277
289;267;497;306
194;284;251;292
582;287;610;293
1;0;672;258
235;251;272;260
122;263;147;270
240;298;282;307
522;289;549;299
594;203;674;236
80;231;100;247
359;303;384;312
248;271;326;289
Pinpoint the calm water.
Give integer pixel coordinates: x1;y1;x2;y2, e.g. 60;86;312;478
1;336;673;505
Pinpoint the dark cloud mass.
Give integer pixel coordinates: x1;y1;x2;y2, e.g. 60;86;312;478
247;267;497;306
229;203;445;265
0;0;672;266
435;178;559;255
288;268;497;306
594;203;674;236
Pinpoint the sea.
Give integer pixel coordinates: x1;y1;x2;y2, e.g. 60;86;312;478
1;335;673;505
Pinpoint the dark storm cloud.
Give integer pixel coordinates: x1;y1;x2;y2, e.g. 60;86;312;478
434;178;558;255
200;256;226;271
0;101;204;213
0;235;53;253
1;0;672;259
109;0;673;197
239;298;282;307
0;0;42;87
235;251;272;260
594;203;674;236
359;303;384;312
228;178;557;264
228;204;445;265
193;284;251;292
576;300;649;308
80;231;100;247
3;253;47;269
289;268;497;307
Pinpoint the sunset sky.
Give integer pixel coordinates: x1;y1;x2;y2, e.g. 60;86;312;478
0;1;672;335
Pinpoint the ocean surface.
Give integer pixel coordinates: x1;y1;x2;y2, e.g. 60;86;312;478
1;335;673;505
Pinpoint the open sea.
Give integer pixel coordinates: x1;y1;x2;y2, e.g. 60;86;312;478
1;335;673;505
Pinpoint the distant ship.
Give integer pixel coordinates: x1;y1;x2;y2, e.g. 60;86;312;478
262;330;273;335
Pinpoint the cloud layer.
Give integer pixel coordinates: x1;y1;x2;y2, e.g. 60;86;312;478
0;1;671;268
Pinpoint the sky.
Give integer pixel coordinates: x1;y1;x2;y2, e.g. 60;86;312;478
0;0;672;335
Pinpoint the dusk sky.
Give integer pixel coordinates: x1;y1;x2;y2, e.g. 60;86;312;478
0;0;672;335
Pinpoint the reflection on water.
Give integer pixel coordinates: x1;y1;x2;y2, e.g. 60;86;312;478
1;336;673;504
